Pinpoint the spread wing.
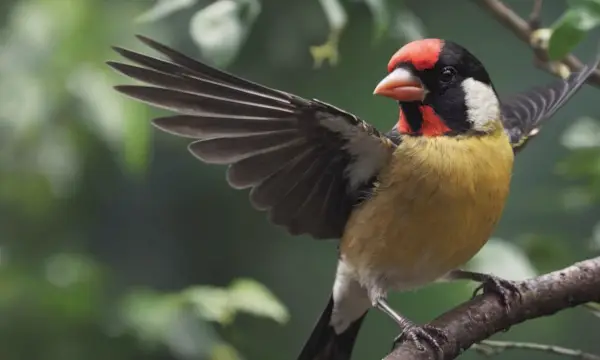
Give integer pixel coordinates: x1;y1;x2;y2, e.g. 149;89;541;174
500;56;600;152
108;35;395;240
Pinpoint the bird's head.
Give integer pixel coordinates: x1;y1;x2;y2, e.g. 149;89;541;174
374;38;501;137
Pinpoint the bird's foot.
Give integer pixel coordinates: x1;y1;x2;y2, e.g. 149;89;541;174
392;323;449;357
447;270;523;312
471;274;522;312
374;296;449;357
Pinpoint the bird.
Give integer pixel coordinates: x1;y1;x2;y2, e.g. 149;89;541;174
107;35;599;360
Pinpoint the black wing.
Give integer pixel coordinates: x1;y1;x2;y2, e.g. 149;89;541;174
500;55;600;152
108;35;395;240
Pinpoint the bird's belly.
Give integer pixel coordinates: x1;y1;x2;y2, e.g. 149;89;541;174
339;135;513;290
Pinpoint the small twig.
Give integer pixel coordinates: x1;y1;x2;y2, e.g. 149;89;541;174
473;340;600;360
475;0;600;88
528;0;543;30
310;0;347;67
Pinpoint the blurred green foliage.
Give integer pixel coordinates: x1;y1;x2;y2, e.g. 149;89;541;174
0;0;599;360
549;0;600;59
120;278;288;360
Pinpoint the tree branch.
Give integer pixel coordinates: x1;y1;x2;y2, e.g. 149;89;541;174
474;0;600;88
384;256;600;360
473;339;600;360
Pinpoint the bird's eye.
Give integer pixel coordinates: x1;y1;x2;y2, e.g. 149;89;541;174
440;66;456;83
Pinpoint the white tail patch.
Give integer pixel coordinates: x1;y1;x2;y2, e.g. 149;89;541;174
330;260;370;333
461;77;500;132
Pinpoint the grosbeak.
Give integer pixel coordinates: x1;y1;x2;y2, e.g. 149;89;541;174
108;36;599;360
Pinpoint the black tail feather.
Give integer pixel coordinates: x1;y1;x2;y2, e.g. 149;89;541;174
297;296;366;360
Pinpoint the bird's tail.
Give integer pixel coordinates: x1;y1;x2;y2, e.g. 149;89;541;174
297;295;367;360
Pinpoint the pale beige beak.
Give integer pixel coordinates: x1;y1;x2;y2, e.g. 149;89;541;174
373;68;425;102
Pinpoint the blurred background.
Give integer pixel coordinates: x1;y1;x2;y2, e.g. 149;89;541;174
1;0;599;359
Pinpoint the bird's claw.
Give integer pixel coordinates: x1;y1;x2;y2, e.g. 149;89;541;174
392;324;449;357
471;275;522;312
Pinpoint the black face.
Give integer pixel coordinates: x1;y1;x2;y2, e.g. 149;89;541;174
396;41;496;134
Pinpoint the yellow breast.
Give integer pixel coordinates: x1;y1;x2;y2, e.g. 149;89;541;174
340;124;514;289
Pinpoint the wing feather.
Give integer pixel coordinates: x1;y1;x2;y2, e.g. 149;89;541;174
109;35;394;239
287;171;332;236
249;147;321;210
153;115;296;139
115;85;294;117
292;155;350;239
226;141;309;189
188;130;302;164
268;156;332;228
108;61;293;110
501;55;600;151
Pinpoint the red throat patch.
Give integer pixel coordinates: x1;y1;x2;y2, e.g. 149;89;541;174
388;38;444;72
398;106;451;137
397;111;411;134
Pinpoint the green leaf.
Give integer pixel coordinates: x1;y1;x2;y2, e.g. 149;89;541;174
186;286;234;324
122;103;150;175
189;0;261;67
363;0;390;41
561;116;600;149
185;278;289;325
119;278;287;358
310;0;347;67
120;288;219;358
548;0;600;60
467;238;538;281
228;278;289;324
568;0;600;12
120;289;184;346
583;302;600;319
67;65;149;174
211;343;244;360
517;234;575;274
34;128;80;197
136;0;197;23
391;8;426;42
319;0;347;32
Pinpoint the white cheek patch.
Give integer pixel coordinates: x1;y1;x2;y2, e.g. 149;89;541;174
461;77;500;132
